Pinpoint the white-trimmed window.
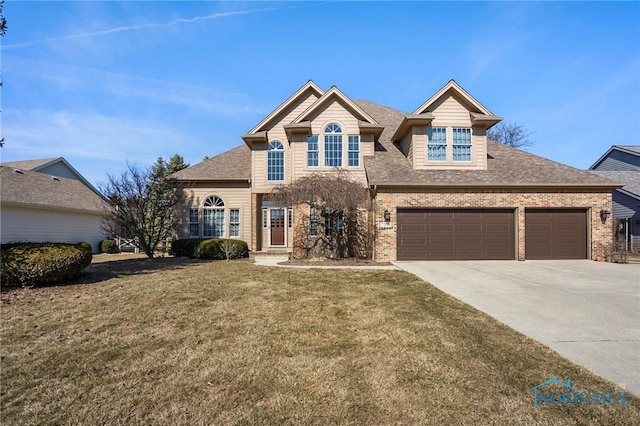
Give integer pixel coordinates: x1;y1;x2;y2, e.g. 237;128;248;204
267;141;285;181
203;195;225;237
324;123;343;167
348;135;360;167
189;209;199;238
307;135;319;167
229;208;240;237
427;127;447;161
452;128;472;161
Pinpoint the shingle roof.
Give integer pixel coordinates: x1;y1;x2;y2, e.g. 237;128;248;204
591;171;640;199
1;165;106;214
168;145;251;181
169;98;621;189
2;158;60;170
364;141;621;187
355;100;619;188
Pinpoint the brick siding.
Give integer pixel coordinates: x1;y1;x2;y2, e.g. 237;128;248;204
374;188;613;262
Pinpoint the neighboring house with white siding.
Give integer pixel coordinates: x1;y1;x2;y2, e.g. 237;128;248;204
170;79;620;261
1;158;107;252
589;146;640;252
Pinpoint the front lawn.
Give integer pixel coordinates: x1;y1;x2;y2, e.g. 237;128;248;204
1;258;638;425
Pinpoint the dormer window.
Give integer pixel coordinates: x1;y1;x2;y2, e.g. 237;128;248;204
427;126;472;162
427;127;447;161
452;128;472;162
324;123;343;167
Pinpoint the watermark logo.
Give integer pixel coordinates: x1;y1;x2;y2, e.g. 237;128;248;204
530;377;627;407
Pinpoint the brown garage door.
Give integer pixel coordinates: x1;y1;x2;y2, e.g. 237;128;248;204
525;209;587;259
397;209;515;260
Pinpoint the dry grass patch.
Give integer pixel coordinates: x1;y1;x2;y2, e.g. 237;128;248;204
1;258;638;425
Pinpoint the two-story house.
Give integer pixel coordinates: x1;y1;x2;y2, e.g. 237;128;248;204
169;80;619;261
589;146;640;252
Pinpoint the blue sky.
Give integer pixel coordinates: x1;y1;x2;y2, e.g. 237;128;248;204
2;1;639;187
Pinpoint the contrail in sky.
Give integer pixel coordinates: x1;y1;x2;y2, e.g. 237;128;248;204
2;6;280;49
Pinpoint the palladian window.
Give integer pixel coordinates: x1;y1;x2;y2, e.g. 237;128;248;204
324;123;343;167
203;195;225;237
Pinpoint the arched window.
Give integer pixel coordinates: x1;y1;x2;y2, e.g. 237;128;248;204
267;141;284;181
324;123;342;167
203;195;225;237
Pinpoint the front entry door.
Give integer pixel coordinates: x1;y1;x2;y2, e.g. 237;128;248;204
270;208;285;246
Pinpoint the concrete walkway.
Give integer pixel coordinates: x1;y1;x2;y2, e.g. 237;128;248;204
253;255;398;270
394;260;640;396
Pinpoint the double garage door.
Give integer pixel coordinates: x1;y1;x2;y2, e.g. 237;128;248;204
397;208;586;260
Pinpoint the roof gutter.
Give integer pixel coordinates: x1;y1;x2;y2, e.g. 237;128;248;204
1;201;107;216
368;181;623;190
390;113;435;142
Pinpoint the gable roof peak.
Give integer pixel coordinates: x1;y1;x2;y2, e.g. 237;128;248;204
292;85;379;125
412;79;494;116
247;80;324;135
589;145;640;169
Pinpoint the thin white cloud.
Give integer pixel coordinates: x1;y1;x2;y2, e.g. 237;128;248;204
5;56;271;119
2;6;281;49
2;109;188;163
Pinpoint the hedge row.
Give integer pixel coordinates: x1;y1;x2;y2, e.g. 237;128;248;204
1;242;93;288
171;238;249;260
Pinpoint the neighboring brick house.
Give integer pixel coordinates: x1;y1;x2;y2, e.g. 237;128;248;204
1;157;107;252
170;80;619;261
589;146;640;252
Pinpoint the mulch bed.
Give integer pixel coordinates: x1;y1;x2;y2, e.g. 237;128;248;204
280;257;392;266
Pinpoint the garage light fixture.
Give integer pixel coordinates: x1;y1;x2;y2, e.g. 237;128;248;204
599;209;611;224
384;209;391;223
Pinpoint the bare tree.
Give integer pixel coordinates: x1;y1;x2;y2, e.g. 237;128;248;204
269;170;375;259
0;1;6;37
100;160;187;258
487;122;533;149
219;239;238;261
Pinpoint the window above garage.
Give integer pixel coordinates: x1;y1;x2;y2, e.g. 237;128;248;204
427;126;472;163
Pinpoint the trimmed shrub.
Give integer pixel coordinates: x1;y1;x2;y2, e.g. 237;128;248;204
194;238;249;260
1;243;93;288
170;238;207;258
99;239;119;254
170;238;249;260
219;239;249;260
76;242;93;253
194;239;223;260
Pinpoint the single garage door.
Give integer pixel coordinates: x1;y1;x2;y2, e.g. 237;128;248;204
525;209;587;259
397;209;515;260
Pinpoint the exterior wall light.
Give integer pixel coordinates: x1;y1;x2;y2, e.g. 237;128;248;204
384;209;391;223
599;209;611;224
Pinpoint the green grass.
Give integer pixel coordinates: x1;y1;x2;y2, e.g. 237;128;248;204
1;257;638;425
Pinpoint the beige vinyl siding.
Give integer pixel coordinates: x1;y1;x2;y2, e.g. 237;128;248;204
0;205;105;252
399;131;413;160
252;94;319;193
360;134;375;157
414;93;487;170
291;101;369;186
291;133;310;181
178;182;252;248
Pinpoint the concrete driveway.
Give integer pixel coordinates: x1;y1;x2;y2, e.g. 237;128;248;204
394;260;640;396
